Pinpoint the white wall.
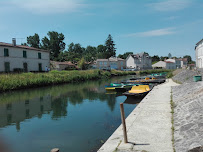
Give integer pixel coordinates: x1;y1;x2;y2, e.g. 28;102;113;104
126;54;152;70
0;46;50;72
126;55;136;68
196;40;203;68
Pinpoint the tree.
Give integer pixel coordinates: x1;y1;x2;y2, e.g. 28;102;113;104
41;31;66;60
152;55;160;62
168;53;172;59
21;43;28;46
84;46;97;62
160;56;169;61
183;55;192;64
27;33;40;48
97;45;107;59
78;57;86;70
65;42;85;63
105;34;116;58
118;52;133;59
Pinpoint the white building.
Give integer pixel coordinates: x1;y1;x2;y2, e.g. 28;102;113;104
126;52;152;70
0;39;50;72
195;39;203;68
95;57;125;70
152;58;186;69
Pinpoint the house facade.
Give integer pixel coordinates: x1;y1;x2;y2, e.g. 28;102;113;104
96;57;126;70
195;39;203;68
126;52;152;70
51;61;76;71
0;39;50;72
152;58;186;69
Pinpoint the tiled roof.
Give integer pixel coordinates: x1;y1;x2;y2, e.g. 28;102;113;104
177;58;188;62
131;52;150;58
51;61;75;66
0;42;49;52
165;61;174;63
96;59;109;61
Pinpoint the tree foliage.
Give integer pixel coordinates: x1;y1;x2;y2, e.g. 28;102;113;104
78;57;86;70
183;55;192;63
26;33;40;48
105;34;116;58
41;31;66;60
152;55;160;62
118;52;133;59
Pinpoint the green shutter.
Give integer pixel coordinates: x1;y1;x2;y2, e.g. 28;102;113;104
38;53;41;59
23;51;27;58
4;62;10;72
4;48;9;57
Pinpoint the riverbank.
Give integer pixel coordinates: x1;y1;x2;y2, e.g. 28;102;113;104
0;69;170;92
0;70;136;92
171;69;203;151
98;79;179;152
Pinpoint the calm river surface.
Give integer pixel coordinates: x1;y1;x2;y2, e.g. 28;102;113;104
0;76;142;152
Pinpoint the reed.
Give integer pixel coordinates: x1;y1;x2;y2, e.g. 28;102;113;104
0;70;136;92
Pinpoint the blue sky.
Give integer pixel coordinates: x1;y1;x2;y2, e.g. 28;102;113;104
0;0;203;60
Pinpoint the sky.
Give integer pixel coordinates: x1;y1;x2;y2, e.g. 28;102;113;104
0;0;203;60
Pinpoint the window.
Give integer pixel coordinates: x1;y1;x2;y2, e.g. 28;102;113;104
23;50;27;58
38;52;41;59
4;48;9;57
4;62;10;72
99;61;102;65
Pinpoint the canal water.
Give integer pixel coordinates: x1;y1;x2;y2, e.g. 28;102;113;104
0;76;142;152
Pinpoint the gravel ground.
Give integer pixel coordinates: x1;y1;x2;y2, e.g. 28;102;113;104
172;80;203;152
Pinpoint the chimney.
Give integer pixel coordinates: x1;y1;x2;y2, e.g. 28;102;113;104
12;38;16;46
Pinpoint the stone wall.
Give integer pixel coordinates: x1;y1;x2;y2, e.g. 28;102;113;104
172;81;203;152
172;69;201;84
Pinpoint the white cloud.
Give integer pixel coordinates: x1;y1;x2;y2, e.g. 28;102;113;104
3;0;86;14
124;28;176;37
148;0;191;12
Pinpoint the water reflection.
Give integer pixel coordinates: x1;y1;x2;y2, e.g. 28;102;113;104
0;76;133;131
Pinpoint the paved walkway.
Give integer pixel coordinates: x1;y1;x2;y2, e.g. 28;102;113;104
98;79;179;152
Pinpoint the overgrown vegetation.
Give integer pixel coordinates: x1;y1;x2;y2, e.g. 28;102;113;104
0;70;136;92
170;90;176;152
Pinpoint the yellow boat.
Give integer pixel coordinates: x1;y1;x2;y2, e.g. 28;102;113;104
123;85;152;97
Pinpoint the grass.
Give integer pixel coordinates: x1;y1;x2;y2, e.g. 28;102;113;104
170;90;176;152
0;70;136;92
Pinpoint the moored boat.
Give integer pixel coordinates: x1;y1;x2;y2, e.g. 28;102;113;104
123;84;153;97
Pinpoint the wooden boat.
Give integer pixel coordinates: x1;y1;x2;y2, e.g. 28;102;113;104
124;77;165;84
123;85;153;97
105;83;139;92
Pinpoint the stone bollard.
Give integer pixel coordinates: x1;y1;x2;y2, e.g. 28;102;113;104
50;148;59;152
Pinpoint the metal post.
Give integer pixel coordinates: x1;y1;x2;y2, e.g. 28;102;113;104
120;103;128;143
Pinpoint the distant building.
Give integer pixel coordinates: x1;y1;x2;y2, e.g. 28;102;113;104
195;39;203;68
95;57;125;70
152;61;166;69
177;58;188;68
152;58;187;69
126;52;152;70
0;38;50;72
51;61;76;71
